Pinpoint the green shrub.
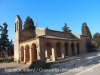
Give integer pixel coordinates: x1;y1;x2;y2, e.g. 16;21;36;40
6;57;14;63
87;40;96;52
29;60;51;72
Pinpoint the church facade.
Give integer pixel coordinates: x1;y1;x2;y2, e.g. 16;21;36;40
14;15;88;64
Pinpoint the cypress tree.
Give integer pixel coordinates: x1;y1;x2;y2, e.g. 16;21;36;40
24;16;35;30
82;22;95;52
82;22;92;40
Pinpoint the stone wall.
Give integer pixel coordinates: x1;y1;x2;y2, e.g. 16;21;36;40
35;27;46;37
19;30;35;42
46;29;78;39
80;35;88;53
14;32;19;62
74;34;81;39
35;28;78;39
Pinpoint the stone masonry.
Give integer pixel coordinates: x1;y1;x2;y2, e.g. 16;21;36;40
14;15;88;64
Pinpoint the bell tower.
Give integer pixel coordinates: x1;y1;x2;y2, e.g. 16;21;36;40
14;15;22;62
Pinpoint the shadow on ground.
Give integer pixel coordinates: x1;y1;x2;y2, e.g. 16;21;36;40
0;51;100;75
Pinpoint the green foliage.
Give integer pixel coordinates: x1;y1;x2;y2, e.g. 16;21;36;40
6;57;14;63
87;39;96;52
92;32;100;48
0;23;8;50
0;23;13;58
29;60;51;72
62;23;70;32
81;22;96;52
82;22;92;39
24;16;35;30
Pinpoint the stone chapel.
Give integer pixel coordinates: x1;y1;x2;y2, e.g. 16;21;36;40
14;15;88;64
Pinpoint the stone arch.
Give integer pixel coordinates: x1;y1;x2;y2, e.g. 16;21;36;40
21;46;24;62
25;45;30;63
31;43;37;62
77;43;80;54
71;43;74;55
56;42;61;57
45;42;52;59
64;42;68;56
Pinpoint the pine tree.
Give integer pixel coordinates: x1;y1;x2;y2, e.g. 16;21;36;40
82;22;92;40
24;16;35;30
62;23;70;32
0;23;14;59
0;23;9;50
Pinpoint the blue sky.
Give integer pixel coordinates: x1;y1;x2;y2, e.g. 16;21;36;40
0;0;100;41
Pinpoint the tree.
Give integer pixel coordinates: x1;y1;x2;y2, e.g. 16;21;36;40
0;23;9;50
87;39;96;52
0;23;14;61
24;16;35;30
82;22;92;40
92;32;100;48
62;23;70;32
6;39;14;56
82;22;95;52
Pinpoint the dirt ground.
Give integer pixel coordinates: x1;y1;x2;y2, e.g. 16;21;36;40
0;50;100;75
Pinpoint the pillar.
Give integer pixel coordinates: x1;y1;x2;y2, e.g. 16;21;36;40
45;49;48;59
19;50;21;63
68;42;72;56
61;45;65;58
74;42;77;55
29;49;32;63
52;45;57;61
36;44;40;60
24;49;26;63
79;42;82;54
39;39;46;62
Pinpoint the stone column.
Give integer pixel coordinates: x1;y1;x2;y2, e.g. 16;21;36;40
45;49;47;59
19;50;21;63
29;48;32;64
74;42;77;55
68;42;72;56
24;49;26;63
79;42;82;54
36;44;40;60
52;45;57;61
39;38;46;63
61;45;65;58
40;45;46;62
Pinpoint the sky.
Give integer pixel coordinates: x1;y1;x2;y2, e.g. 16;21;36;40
0;0;100;41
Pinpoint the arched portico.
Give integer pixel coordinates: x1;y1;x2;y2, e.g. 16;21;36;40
19;39;82;63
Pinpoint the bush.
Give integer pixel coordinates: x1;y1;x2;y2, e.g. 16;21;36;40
87;39;96;52
6;57;14;63
29;60;51;72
